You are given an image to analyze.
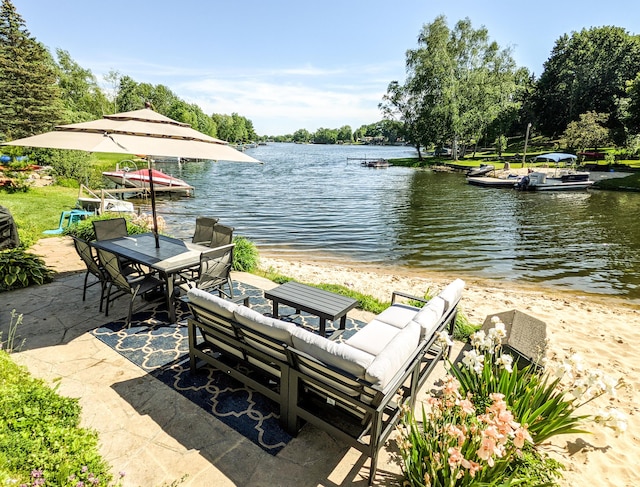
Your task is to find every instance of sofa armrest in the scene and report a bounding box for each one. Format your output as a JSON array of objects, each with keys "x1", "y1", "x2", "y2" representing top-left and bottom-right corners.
[
  {"x1": 391, "y1": 290, "x2": 429, "y2": 305},
  {"x1": 231, "y1": 294, "x2": 251, "y2": 307}
]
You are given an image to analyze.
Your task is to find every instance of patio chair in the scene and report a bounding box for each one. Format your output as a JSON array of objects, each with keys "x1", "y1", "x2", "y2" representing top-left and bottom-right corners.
[
  {"x1": 93, "y1": 217, "x2": 128, "y2": 241},
  {"x1": 175, "y1": 243, "x2": 235, "y2": 299},
  {"x1": 97, "y1": 248, "x2": 165, "y2": 327},
  {"x1": 72, "y1": 236, "x2": 108, "y2": 311},
  {"x1": 92, "y1": 218, "x2": 143, "y2": 274},
  {"x1": 211, "y1": 223, "x2": 234, "y2": 247},
  {"x1": 191, "y1": 216, "x2": 219, "y2": 245}
]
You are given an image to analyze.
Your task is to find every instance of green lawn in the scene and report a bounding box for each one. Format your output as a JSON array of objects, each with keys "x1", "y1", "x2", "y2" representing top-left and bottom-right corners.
[{"x1": 0, "y1": 186, "x2": 78, "y2": 247}]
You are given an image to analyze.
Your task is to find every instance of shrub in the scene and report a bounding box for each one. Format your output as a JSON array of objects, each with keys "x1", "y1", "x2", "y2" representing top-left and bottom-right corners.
[
  {"x1": 398, "y1": 377, "x2": 541, "y2": 486},
  {"x1": 0, "y1": 248, "x2": 53, "y2": 292},
  {"x1": 0, "y1": 352, "x2": 119, "y2": 486},
  {"x1": 232, "y1": 236, "x2": 259, "y2": 272},
  {"x1": 62, "y1": 214, "x2": 149, "y2": 241}
]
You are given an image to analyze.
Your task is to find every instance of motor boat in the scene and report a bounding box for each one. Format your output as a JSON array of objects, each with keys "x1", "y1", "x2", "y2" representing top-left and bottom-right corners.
[
  {"x1": 467, "y1": 173, "x2": 522, "y2": 188},
  {"x1": 466, "y1": 164, "x2": 495, "y2": 177},
  {"x1": 515, "y1": 170, "x2": 594, "y2": 191},
  {"x1": 76, "y1": 196, "x2": 135, "y2": 213},
  {"x1": 76, "y1": 184, "x2": 135, "y2": 214},
  {"x1": 515, "y1": 152, "x2": 594, "y2": 191},
  {"x1": 360, "y1": 159, "x2": 389, "y2": 168},
  {"x1": 102, "y1": 168, "x2": 193, "y2": 194}
]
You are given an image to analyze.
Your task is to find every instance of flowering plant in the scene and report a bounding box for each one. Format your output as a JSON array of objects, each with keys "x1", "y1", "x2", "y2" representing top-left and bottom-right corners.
[
  {"x1": 398, "y1": 376, "x2": 535, "y2": 486},
  {"x1": 399, "y1": 319, "x2": 626, "y2": 486},
  {"x1": 446, "y1": 318, "x2": 626, "y2": 443}
]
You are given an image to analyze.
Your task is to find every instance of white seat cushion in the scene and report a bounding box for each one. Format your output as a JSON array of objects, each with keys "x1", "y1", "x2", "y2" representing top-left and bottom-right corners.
[
  {"x1": 291, "y1": 327, "x2": 374, "y2": 378},
  {"x1": 438, "y1": 278, "x2": 465, "y2": 311},
  {"x1": 345, "y1": 319, "x2": 401, "y2": 356},
  {"x1": 233, "y1": 305, "x2": 296, "y2": 346},
  {"x1": 413, "y1": 296, "x2": 446, "y2": 339},
  {"x1": 365, "y1": 321, "x2": 420, "y2": 389},
  {"x1": 375, "y1": 303, "x2": 419, "y2": 328},
  {"x1": 187, "y1": 288, "x2": 238, "y2": 319}
]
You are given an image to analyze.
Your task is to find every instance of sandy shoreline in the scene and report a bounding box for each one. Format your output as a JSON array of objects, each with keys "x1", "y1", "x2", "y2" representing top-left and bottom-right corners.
[
  {"x1": 30, "y1": 238, "x2": 640, "y2": 486},
  {"x1": 258, "y1": 253, "x2": 640, "y2": 486}
]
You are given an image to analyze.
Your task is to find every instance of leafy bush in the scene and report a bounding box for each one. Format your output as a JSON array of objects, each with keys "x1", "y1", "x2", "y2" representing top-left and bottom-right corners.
[
  {"x1": 0, "y1": 248, "x2": 53, "y2": 292},
  {"x1": 232, "y1": 236, "x2": 259, "y2": 272},
  {"x1": 0, "y1": 352, "x2": 119, "y2": 486},
  {"x1": 62, "y1": 214, "x2": 149, "y2": 241}
]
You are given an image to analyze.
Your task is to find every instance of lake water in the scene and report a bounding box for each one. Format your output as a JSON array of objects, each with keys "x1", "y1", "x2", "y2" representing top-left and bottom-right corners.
[{"x1": 138, "y1": 143, "x2": 640, "y2": 302}]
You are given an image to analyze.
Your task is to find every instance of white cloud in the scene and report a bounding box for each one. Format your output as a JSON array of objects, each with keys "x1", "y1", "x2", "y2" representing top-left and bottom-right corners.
[{"x1": 88, "y1": 59, "x2": 404, "y2": 135}]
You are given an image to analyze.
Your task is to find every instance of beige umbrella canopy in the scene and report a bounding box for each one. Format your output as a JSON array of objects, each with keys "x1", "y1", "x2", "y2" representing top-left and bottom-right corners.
[
  {"x1": 2, "y1": 108, "x2": 261, "y2": 247},
  {"x1": 2, "y1": 108, "x2": 260, "y2": 163}
]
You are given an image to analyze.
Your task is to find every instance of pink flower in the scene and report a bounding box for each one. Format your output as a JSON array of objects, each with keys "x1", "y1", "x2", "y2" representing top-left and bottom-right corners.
[
  {"x1": 458, "y1": 398, "x2": 475, "y2": 416},
  {"x1": 513, "y1": 425, "x2": 533, "y2": 448},
  {"x1": 461, "y1": 458, "x2": 482, "y2": 477},
  {"x1": 448, "y1": 446, "x2": 464, "y2": 467}
]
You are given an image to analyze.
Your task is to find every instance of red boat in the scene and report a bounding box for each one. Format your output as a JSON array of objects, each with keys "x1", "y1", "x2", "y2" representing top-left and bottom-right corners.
[{"x1": 102, "y1": 168, "x2": 193, "y2": 195}]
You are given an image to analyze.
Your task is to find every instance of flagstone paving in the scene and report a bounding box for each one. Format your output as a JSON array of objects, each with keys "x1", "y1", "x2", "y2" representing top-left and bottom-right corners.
[{"x1": 0, "y1": 237, "x2": 421, "y2": 486}]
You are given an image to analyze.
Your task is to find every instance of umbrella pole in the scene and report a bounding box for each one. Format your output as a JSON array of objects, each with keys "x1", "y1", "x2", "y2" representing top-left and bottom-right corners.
[{"x1": 147, "y1": 167, "x2": 160, "y2": 248}]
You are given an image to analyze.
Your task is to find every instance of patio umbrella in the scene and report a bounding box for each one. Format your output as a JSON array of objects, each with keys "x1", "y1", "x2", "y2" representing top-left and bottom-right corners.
[{"x1": 2, "y1": 108, "x2": 260, "y2": 247}]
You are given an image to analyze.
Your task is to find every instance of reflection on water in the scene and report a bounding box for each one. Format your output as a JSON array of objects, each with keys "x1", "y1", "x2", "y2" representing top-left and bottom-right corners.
[{"x1": 135, "y1": 143, "x2": 640, "y2": 301}]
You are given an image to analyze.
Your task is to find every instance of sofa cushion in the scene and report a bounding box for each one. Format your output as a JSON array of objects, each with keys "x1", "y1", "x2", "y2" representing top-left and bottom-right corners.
[
  {"x1": 375, "y1": 303, "x2": 419, "y2": 329},
  {"x1": 365, "y1": 321, "x2": 420, "y2": 389},
  {"x1": 291, "y1": 327, "x2": 374, "y2": 378},
  {"x1": 438, "y1": 278, "x2": 465, "y2": 311},
  {"x1": 413, "y1": 296, "x2": 446, "y2": 339},
  {"x1": 187, "y1": 288, "x2": 238, "y2": 319},
  {"x1": 233, "y1": 305, "x2": 296, "y2": 346},
  {"x1": 345, "y1": 319, "x2": 401, "y2": 356}
]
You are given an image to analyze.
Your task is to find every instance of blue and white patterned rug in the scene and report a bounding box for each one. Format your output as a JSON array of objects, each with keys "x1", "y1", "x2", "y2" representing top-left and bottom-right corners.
[{"x1": 92, "y1": 282, "x2": 364, "y2": 455}]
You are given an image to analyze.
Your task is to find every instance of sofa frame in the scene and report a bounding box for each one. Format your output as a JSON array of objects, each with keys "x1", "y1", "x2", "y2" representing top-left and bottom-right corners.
[{"x1": 185, "y1": 286, "x2": 461, "y2": 484}]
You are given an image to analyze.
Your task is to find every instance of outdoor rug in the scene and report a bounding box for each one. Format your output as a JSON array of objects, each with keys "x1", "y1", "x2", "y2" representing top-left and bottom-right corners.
[{"x1": 92, "y1": 281, "x2": 365, "y2": 455}]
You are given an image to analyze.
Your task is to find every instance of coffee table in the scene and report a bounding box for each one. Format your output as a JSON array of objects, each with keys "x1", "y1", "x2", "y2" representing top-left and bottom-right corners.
[{"x1": 264, "y1": 281, "x2": 358, "y2": 336}]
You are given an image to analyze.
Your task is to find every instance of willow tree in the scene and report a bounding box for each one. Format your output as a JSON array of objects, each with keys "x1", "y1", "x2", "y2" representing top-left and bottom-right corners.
[
  {"x1": 0, "y1": 0, "x2": 61, "y2": 140},
  {"x1": 381, "y1": 15, "x2": 520, "y2": 160}
]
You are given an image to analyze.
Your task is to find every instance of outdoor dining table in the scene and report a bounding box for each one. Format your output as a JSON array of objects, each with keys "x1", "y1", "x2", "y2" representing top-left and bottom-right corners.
[{"x1": 91, "y1": 232, "x2": 209, "y2": 323}]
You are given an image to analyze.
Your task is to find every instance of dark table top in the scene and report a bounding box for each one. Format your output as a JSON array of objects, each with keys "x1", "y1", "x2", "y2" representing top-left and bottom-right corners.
[
  {"x1": 264, "y1": 281, "x2": 358, "y2": 321},
  {"x1": 91, "y1": 233, "x2": 208, "y2": 274}
]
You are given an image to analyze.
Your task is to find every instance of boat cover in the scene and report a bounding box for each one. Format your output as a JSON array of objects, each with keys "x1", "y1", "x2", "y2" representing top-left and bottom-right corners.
[{"x1": 534, "y1": 153, "x2": 578, "y2": 163}]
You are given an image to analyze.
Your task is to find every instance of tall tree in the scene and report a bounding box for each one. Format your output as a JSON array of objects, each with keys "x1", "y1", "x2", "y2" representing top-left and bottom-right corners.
[
  {"x1": 562, "y1": 111, "x2": 610, "y2": 152},
  {"x1": 56, "y1": 49, "x2": 110, "y2": 122},
  {"x1": 621, "y1": 73, "x2": 640, "y2": 137},
  {"x1": 534, "y1": 26, "x2": 640, "y2": 141},
  {"x1": 337, "y1": 125, "x2": 353, "y2": 143},
  {"x1": 0, "y1": 0, "x2": 62, "y2": 140},
  {"x1": 381, "y1": 16, "x2": 520, "y2": 160}
]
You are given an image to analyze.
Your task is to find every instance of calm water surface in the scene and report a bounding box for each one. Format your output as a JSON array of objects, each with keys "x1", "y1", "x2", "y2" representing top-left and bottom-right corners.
[{"x1": 138, "y1": 143, "x2": 640, "y2": 302}]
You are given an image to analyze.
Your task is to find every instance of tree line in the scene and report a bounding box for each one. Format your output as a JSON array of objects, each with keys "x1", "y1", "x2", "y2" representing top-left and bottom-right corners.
[
  {"x1": 2, "y1": 0, "x2": 640, "y2": 157},
  {"x1": 0, "y1": 0, "x2": 257, "y2": 146},
  {"x1": 379, "y1": 16, "x2": 640, "y2": 160}
]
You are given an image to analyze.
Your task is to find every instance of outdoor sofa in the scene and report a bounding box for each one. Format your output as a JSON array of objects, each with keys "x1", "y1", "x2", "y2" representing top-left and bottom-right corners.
[{"x1": 185, "y1": 278, "x2": 464, "y2": 484}]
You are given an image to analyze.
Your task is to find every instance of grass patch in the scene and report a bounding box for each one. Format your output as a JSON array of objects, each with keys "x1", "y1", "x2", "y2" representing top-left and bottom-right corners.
[
  {"x1": 253, "y1": 266, "x2": 476, "y2": 332},
  {"x1": 594, "y1": 172, "x2": 640, "y2": 191},
  {"x1": 0, "y1": 351, "x2": 118, "y2": 487},
  {"x1": 0, "y1": 186, "x2": 78, "y2": 247}
]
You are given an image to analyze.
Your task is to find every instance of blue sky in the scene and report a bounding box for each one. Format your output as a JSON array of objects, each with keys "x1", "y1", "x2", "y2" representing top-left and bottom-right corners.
[{"x1": 12, "y1": 0, "x2": 639, "y2": 135}]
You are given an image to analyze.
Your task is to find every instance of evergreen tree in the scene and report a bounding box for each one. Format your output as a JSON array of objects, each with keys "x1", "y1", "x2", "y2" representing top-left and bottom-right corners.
[{"x1": 0, "y1": 0, "x2": 62, "y2": 140}]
